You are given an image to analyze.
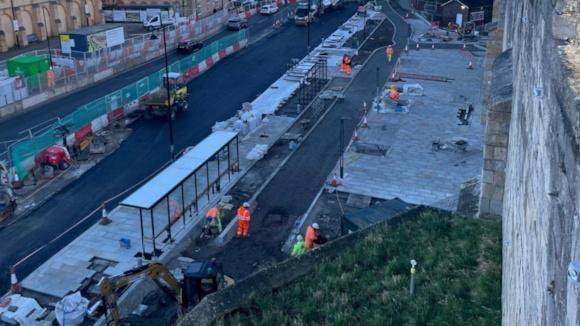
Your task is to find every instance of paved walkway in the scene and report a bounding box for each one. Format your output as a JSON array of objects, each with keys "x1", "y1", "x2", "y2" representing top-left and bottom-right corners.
[
  {"x1": 335, "y1": 47, "x2": 485, "y2": 209},
  {"x1": 197, "y1": 0, "x2": 411, "y2": 279}
]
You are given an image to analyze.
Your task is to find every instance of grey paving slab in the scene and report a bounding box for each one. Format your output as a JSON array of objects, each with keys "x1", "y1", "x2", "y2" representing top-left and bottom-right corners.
[
  {"x1": 334, "y1": 48, "x2": 485, "y2": 207},
  {"x1": 21, "y1": 116, "x2": 294, "y2": 298}
]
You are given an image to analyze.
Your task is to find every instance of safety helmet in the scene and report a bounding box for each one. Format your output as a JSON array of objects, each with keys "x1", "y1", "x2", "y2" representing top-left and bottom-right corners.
[
  {"x1": 312, "y1": 223, "x2": 320, "y2": 230},
  {"x1": 243, "y1": 202, "x2": 250, "y2": 208},
  {"x1": 296, "y1": 235, "x2": 304, "y2": 241}
]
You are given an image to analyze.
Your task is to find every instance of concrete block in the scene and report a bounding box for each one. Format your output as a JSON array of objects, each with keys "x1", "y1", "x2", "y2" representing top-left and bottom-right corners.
[
  {"x1": 492, "y1": 170, "x2": 506, "y2": 185},
  {"x1": 493, "y1": 147, "x2": 508, "y2": 160},
  {"x1": 492, "y1": 185, "x2": 504, "y2": 201},
  {"x1": 94, "y1": 68, "x2": 114, "y2": 82},
  {"x1": 479, "y1": 197, "x2": 491, "y2": 213},
  {"x1": 490, "y1": 199, "x2": 503, "y2": 216},
  {"x1": 482, "y1": 169, "x2": 494, "y2": 184},
  {"x1": 22, "y1": 92, "x2": 49, "y2": 108}
]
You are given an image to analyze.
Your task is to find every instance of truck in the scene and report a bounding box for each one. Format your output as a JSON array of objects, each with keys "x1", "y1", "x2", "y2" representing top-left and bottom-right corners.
[
  {"x1": 142, "y1": 72, "x2": 189, "y2": 120},
  {"x1": 294, "y1": 1, "x2": 319, "y2": 26}
]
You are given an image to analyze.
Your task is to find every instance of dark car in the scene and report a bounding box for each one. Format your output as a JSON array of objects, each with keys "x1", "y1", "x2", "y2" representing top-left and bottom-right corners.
[
  {"x1": 227, "y1": 17, "x2": 248, "y2": 31},
  {"x1": 177, "y1": 39, "x2": 203, "y2": 53}
]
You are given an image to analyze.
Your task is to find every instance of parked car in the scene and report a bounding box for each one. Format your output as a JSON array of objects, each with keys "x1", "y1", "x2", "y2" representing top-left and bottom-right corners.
[
  {"x1": 177, "y1": 38, "x2": 203, "y2": 53},
  {"x1": 227, "y1": 17, "x2": 248, "y2": 30},
  {"x1": 260, "y1": 4, "x2": 279, "y2": 14}
]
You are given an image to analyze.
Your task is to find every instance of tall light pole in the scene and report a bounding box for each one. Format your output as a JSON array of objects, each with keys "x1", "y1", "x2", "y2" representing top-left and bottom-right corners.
[
  {"x1": 159, "y1": 14, "x2": 176, "y2": 161},
  {"x1": 9, "y1": 0, "x2": 20, "y2": 48},
  {"x1": 306, "y1": 0, "x2": 311, "y2": 52},
  {"x1": 41, "y1": 9, "x2": 53, "y2": 69}
]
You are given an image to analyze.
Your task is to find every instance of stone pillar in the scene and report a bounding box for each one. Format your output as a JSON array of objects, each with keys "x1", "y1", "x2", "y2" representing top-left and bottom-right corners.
[
  {"x1": 479, "y1": 0, "x2": 505, "y2": 124},
  {"x1": 478, "y1": 49, "x2": 512, "y2": 218}
]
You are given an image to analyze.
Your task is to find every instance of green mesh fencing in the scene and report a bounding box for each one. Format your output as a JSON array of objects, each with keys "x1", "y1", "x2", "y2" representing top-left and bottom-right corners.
[{"x1": 10, "y1": 30, "x2": 248, "y2": 179}]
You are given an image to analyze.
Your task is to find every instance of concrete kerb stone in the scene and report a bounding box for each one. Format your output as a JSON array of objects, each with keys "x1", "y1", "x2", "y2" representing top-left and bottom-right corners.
[
  {"x1": 215, "y1": 79, "x2": 342, "y2": 246},
  {"x1": 178, "y1": 205, "x2": 435, "y2": 326},
  {"x1": 281, "y1": 186, "x2": 324, "y2": 253},
  {"x1": 281, "y1": 2, "x2": 405, "y2": 255}
]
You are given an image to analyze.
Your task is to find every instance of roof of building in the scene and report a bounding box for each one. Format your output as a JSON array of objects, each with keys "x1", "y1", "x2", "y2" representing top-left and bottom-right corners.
[
  {"x1": 63, "y1": 24, "x2": 125, "y2": 36},
  {"x1": 440, "y1": 0, "x2": 469, "y2": 8}
]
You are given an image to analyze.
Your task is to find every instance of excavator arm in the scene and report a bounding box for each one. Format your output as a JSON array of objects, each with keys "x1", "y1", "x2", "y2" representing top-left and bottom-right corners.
[{"x1": 99, "y1": 263, "x2": 183, "y2": 326}]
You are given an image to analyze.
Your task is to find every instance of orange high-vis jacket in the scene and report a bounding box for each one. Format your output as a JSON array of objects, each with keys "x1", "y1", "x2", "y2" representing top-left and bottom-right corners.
[
  {"x1": 238, "y1": 206, "x2": 250, "y2": 221},
  {"x1": 305, "y1": 226, "x2": 318, "y2": 250},
  {"x1": 390, "y1": 89, "x2": 400, "y2": 101},
  {"x1": 207, "y1": 207, "x2": 219, "y2": 219}
]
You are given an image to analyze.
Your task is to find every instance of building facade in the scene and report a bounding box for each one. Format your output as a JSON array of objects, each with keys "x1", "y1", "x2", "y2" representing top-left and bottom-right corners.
[
  {"x1": 103, "y1": 0, "x2": 226, "y2": 20},
  {"x1": 0, "y1": 0, "x2": 103, "y2": 51}
]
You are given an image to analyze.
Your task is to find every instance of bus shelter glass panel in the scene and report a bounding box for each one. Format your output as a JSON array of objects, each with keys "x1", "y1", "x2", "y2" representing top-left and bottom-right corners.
[
  {"x1": 168, "y1": 185, "x2": 186, "y2": 227},
  {"x1": 151, "y1": 199, "x2": 171, "y2": 242},
  {"x1": 196, "y1": 164, "x2": 209, "y2": 199},
  {"x1": 182, "y1": 173, "x2": 198, "y2": 215}
]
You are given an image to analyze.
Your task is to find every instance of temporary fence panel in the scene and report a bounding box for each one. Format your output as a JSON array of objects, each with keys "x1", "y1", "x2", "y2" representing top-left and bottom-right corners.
[
  {"x1": 10, "y1": 30, "x2": 248, "y2": 179},
  {"x1": 0, "y1": 10, "x2": 229, "y2": 109}
]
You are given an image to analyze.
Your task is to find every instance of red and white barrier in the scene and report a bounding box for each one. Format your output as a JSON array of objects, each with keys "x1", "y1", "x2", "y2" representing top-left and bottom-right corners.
[{"x1": 69, "y1": 39, "x2": 248, "y2": 147}]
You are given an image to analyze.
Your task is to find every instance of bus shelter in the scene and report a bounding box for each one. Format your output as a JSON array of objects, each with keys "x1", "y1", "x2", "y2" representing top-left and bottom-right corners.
[{"x1": 120, "y1": 131, "x2": 239, "y2": 259}]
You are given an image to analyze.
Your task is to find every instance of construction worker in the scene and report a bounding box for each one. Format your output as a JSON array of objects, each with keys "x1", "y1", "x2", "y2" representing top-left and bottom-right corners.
[
  {"x1": 206, "y1": 206, "x2": 222, "y2": 233},
  {"x1": 389, "y1": 86, "x2": 400, "y2": 104},
  {"x1": 341, "y1": 54, "x2": 352, "y2": 75},
  {"x1": 305, "y1": 222, "x2": 320, "y2": 251},
  {"x1": 344, "y1": 55, "x2": 352, "y2": 75},
  {"x1": 237, "y1": 202, "x2": 251, "y2": 237},
  {"x1": 386, "y1": 45, "x2": 394, "y2": 62},
  {"x1": 291, "y1": 235, "x2": 306, "y2": 257}
]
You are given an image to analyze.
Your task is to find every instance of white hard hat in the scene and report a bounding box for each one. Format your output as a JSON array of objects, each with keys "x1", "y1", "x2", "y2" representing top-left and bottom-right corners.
[
  {"x1": 243, "y1": 202, "x2": 250, "y2": 207},
  {"x1": 296, "y1": 235, "x2": 303, "y2": 241},
  {"x1": 312, "y1": 223, "x2": 320, "y2": 230}
]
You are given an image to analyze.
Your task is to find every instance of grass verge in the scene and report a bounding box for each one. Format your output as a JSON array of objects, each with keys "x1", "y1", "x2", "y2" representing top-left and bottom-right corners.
[{"x1": 216, "y1": 209, "x2": 501, "y2": 325}]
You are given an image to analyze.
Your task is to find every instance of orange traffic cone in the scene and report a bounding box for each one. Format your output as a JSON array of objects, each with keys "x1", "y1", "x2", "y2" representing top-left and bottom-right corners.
[
  {"x1": 12, "y1": 171, "x2": 22, "y2": 190},
  {"x1": 467, "y1": 61, "x2": 473, "y2": 70},
  {"x1": 352, "y1": 128, "x2": 360, "y2": 141},
  {"x1": 416, "y1": 43, "x2": 420, "y2": 51},
  {"x1": 100, "y1": 203, "x2": 112, "y2": 225},
  {"x1": 361, "y1": 115, "x2": 369, "y2": 128},
  {"x1": 330, "y1": 174, "x2": 343, "y2": 187},
  {"x1": 10, "y1": 266, "x2": 21, "y2": 293}
]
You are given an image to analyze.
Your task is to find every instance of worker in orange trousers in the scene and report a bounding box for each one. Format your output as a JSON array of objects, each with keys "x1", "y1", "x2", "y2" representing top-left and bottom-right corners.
[{"x1": 237, "y1": 202, "x2": 251, "y2": 237}]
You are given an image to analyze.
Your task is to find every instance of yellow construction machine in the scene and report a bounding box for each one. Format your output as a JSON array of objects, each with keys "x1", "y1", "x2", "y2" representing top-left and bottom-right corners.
[
  {"x1": 143, "y1": 72, "x2": 189, "y2": 120},
  {"x1": 99, "y1": 259, "x2": 233, "y2": 325}
]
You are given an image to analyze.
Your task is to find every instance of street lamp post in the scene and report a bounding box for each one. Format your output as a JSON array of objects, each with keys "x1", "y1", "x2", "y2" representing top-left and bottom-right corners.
[
  {"x1": 41, "y1": 10, "x2": 53, "y2": 69},
  {"x1": 9, "y1": 0, "x2": 20, "y2": 48},
  {"x1": 159, "y1": 14, "x2": 176, "y2": 161},
  {"x1": 306, "y1": 0, "x2": 311, "y2": 52}
]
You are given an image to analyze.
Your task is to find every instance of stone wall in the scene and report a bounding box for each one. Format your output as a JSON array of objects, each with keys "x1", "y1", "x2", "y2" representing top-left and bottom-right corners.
[
  {"x1": 498, "y1": 0, "x2": 579, "y2": 324},
  {"x1": 0, "y1": 0, "x2": 103, "y2": 51},
  {"x1": 478, "y1": 49, "x2": 511, "y2": 218}
]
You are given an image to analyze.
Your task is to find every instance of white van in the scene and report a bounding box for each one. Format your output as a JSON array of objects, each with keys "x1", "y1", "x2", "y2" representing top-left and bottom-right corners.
[
  {"x1": 144, "y1": 15, "x2": 176, "y2": 31},
  {"x1": 260, "y1": 3, "x2": 279, "y2": 14}
]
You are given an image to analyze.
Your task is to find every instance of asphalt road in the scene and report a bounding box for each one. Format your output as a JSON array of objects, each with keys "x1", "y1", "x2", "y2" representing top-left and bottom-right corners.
[
  {"x1": 0, "y1": 8, "x2": 293, "y2": 146},
  {"x1": 0, "y1": 4, "x2": 359, "y2": 292},
  {"x1": 197, "y1": 1, "x2": 411, "y2": 280}
]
